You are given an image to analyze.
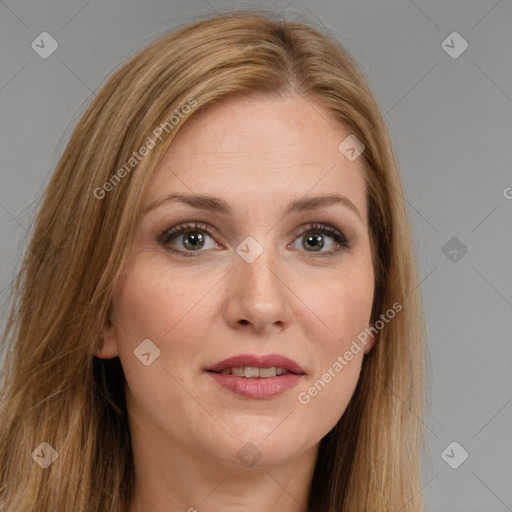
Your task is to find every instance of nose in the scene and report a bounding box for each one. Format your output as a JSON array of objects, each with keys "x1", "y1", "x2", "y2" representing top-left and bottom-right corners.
[{"x1": 223, "y1": 243, "x2": 293, "y2": 335}]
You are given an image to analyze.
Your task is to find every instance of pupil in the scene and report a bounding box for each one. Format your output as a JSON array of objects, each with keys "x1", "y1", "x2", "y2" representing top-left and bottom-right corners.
[
  {"x1": 183, "y1": 231, "x2": 204, "y2": 250},
  {"x1": 304, "y1": 234, "x2": 323, "y2": 251}
]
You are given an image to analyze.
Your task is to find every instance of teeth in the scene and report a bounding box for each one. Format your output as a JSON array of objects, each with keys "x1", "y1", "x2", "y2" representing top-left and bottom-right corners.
[
  {"x1": 218, "y1": 366, "x2": 290, "y2": 378},
  {"x1": 259, "y1": 367, "x2": 277, "y2": 378},
  {"x1": 244, "y1": 366, "x2": 260, "y2": 378}
]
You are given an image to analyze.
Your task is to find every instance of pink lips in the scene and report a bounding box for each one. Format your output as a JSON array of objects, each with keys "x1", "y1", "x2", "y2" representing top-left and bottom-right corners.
[
  {"x1": 205, "y1": 353, "x2": 305, "y2": 400},
  {"x1": 205, "y1": 353, "x2": 305, "y2": 375}
]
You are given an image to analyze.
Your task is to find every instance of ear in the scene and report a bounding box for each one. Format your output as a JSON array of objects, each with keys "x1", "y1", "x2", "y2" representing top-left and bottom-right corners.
[
  {"x1": 363, "y1": 323, "x2": 379, "y2": 354},
  {"x1": 95, "y1": 319, "x2": 119, "y2": 359}
]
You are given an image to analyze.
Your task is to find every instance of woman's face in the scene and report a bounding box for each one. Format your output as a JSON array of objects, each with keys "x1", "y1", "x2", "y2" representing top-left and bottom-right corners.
[{"x1": 102, "y1": 93, "x2": 376, "y2": 470}]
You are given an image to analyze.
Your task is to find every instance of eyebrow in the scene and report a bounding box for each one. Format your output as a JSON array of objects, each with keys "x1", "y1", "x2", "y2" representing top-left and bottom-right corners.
[{"x1": 144, "y1": 192, "x2": 362, "y2": 221}]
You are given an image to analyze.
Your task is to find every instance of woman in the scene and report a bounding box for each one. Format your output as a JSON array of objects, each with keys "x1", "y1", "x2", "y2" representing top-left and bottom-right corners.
[{"x1": 0, "y1": 9, "x2": 428, "y2": 511}]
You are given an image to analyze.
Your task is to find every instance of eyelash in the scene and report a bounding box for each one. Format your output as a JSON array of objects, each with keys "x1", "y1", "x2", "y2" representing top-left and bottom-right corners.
[{"x1": 157, "y1": 221, "x2": 352, "y2": 258}]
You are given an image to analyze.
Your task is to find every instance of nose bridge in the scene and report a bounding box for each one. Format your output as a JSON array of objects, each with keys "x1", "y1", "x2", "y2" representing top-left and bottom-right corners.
[
  {"x1": 239, "y1": 241, "x2": 279, "y2": 289},
  {"x1": 225, "y1": 236, "x2": 292, "y2": 331},
  {"x1": 238, "y1": 237, "x2": 283, "y2": 296}
]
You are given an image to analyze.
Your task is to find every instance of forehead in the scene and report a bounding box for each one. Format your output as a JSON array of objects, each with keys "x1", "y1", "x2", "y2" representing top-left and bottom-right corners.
[{"x1": 147, "y1": 93, "x2": 368, "y2": 223}]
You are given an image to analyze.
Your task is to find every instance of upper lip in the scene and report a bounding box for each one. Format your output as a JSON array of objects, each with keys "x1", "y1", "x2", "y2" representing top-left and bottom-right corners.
[{"x1": 205, "y1": 353, "x2": 305, "y2": 375}]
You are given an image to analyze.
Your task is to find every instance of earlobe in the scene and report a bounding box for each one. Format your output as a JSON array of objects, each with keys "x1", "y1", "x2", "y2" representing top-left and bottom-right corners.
[
  {"x1": 363, "y1": 324, "x2": 379, "y2": 354},
  {"x1": 95, "y1": 331, "x2": 119, "y2": 359}
]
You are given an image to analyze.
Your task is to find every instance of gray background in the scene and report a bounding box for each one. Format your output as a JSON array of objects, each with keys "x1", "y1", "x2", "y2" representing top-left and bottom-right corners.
[{"x1": 1, "y1": 1, "x2": 511, "y2": 510}]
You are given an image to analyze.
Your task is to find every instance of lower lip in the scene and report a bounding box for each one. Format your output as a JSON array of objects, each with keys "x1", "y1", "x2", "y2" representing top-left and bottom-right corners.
[{"x1": 206, "y1": 371, "x2": 303, "y2": 399}]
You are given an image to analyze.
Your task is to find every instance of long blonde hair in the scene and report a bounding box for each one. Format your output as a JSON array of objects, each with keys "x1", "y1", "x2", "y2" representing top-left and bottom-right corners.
[{"x1": 0, "y1": 9, "x2": 428, "y2": 511}]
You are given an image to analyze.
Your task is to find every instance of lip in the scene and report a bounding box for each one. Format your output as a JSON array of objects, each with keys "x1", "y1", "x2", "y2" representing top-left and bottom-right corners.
[
  {"x1": 205, "y1": 353, "x2": 305, "y2": 375},
  {"x1": 204, "y1": 353, "x2": 306, "y2": 400},
  {"x1": 207, "y1": 372, "x2": 303, "y2": 399}
]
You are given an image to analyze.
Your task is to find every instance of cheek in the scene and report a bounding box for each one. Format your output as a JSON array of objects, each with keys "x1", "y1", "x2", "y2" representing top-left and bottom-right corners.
[
  {"x1": 301, "y1": 254, "x2": 374, "y2": 352},
  {"x1": 110, "y1": 257, "x2": 219, "y2": 428},
  {"x1": 110, "y1": 255, "x2": 217, "y2": 372},
  {"x1": 114, "y1": 253, "x2": 209, "y2": 333},
  {"x1": 295, "y1": 260, "x2": 373, "y2": 425},
  {"x1": 295, "y1": 307, "x2": 369, "y2": 434},
  {"x1": 296, "y1": 354, "x2": 362, "y2": 438}
]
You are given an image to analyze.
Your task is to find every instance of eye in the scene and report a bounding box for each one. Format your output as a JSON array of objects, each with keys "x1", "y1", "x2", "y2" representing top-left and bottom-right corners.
[
  {"x1": 158, "y1": 221, "x2": 352, "y2": 258},
  {"x1": 289, "y1": 223, "x2": 351, "y2": 258},
  {"x1": 157, "y1": 222, "x2": 218, "y2": 257}
]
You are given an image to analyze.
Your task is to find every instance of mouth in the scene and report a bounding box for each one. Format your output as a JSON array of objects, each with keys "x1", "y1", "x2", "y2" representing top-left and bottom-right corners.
[
  {"x1": 209, "y1": 366, "x2": 296, "y2": 378},
  {"x1": 205, "y1": 353, "x2": 305, "y2": 377},
  {"x1": 204, "y1": 353, "x2": 306, "y2": 399}
]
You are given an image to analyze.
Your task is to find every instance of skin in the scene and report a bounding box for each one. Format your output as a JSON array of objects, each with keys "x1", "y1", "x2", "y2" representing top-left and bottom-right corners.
[{"x1": 99, "y1": 93, "x2": 378, "y2": 512}]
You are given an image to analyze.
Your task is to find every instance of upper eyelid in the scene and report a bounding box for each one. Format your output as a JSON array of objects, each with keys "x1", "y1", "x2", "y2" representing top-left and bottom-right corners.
[{"x1": 160, "y1": 220, "x2": 344, "y2": 235}]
